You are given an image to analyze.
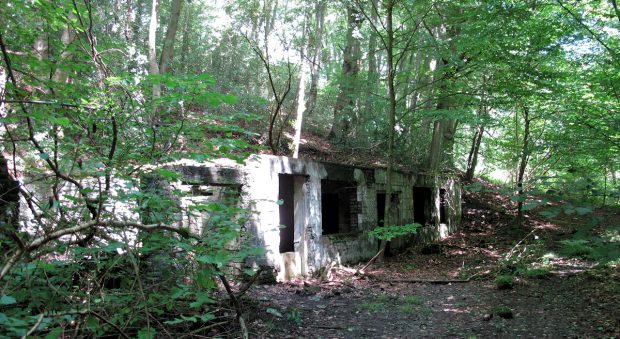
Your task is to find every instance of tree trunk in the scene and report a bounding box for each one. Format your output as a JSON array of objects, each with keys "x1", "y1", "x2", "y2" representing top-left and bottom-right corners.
[
  {"x1": 441, "y1": 119, "x2": 458, "y2": 169},
  {"x1": 33, "y1": 34, "x2": 48, "y2": 61},
  {"x1": 304, "y1": 0, "x2": 325, "y2": 117},
  {"x1": 328, "y1": 4, "x2": 362, "y2": 144},
  {"x1": 159, "y1": 0, "x2": 183, "y2": 74},
  {"x1": 179, "y1": 5, "x2": 191, "y2": 74},
  {"x1": 427, "y1": 120, "x2": 444, "y2": 172},
  {"x1": 292, "y1": 11, "x2": 309, "y2": 158},
  {"x1": 516, "y1": 107, "x2": 531, "y2": 224},
  {"x1": 378, "y1": 0, "x2": 396, "y2": 262},
  {"x1": 610, "y1": 0, "x2": 620, "y2": 24},
  {"x1": 465, "y1": 124, "x2": 484, "y2": 181},
  {"x1": 366, "y1": 0, "x2": 379, "y2": 116},
  {"x1": 465, "y1": 79, "x2": 488, "y2": 180},
  {"x1": 124, "y1": 0, "x2": 134, "y2": 42},
  {"x1": 148, "y1": 0, "x2": 161, "y2": 98},
  {"x1": 53, "y1": 16, "x2": 76, "y2": 84}
]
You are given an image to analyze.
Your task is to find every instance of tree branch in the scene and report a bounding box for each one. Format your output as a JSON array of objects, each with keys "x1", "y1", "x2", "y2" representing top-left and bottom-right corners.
[{"x1": 0, "y1": 220, "x2": 193, "y2": 281}]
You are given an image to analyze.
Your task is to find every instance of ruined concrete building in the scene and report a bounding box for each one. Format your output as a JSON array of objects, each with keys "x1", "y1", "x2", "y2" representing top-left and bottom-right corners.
[{"x1": 171, "y1": 155, "x2": 462, "y2": 281}]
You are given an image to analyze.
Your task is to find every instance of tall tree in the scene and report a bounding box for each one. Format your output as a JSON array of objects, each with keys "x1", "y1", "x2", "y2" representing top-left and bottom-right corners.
[
  {"x1": 160, "y1": 0, "x2": 184, "y2": 74},
  {"x1": 304, "y1": 0, "x2": 326, "y2": 117},
  {"x1": 148, "y1": 0, "x2": 160, "y2": 98},
  {"x1": 328, "y1": 2, "x2": 363, "y2": 144}
]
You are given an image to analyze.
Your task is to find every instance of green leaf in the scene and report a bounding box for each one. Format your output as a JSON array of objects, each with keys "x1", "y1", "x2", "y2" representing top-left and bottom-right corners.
[
  {"x1": 189, "y1": 293, "x2": 215, "y2": 308},
  {"x1": 170, "y1": 287, "x2": 188, "y2": 299},
  {"x1": 55, "y1": 117, "x2": 71, "y2": 127},
  {"x1": 163, "y1": 318, "x2": 185, "y2": 325},
  {"x1": 85, "y1": 315, "x2": 98, "y2": 329},
  {"x1": 266, "y1": 308, "x2": 283, "y2": 317},
  {"x1": 137, "y1": 328, "x2": 156, "y2": 339},
  {"x1": 575, "y1": 206, "x2": 592, "y2": 215},
  {"x1": 0, "y1": 295, "x2": 16, "y2": 305},
  {"x1": 45, "y1": 327, "x2": 63, "y2": 339},
  {"x1": 539, "y1": 208, "x2": 560, "y2": 219},
  {"x1": 199, "y1": 313, "x2": 216, "y2": 321},
  {"x1": 39, "y1": 152, "x2": 50, "y2": 160},
  {"x1": 522, "y1": 200, "x2": 541, "y2": 211}
]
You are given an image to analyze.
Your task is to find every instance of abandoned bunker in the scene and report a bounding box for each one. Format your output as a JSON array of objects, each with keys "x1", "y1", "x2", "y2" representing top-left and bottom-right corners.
[{"x1": 169, "y1": 154, "x2": 462, "y2": 281}]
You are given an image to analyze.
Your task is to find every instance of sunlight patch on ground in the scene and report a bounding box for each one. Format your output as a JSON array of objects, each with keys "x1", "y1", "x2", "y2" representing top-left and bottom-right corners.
[
  {"x1": 548, "y1": 257, "x2": 595, "y2": 276},
  {"x1": 531, "y1": 219, "x2": 560, "y2": 231},
  {"x1": 441, "y1": 305, "x2": 470, "y2": 314}
]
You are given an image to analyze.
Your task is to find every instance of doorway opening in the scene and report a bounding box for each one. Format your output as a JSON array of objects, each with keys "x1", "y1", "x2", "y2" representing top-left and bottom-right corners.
[
  {"x1": 376, "y1": 192, "x2": 399, "y2": 255},
  {"x1": 278, "y1": 174, "x2": 295, "y2": 253},
  {"x1": 439, "y1": 188, "x2": 447, "y2": 224},
  {"x1": 413, "y1": 187, "x2": 432, "y2": 225}
]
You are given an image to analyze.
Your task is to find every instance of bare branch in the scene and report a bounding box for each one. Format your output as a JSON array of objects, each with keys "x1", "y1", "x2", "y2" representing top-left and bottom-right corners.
[{"x1": 0, "y1": 220, "x2": 193, "y2": 281}]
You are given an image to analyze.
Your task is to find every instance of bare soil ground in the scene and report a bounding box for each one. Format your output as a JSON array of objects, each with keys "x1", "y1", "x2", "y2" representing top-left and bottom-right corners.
[{"x1": 243, "y1": 181, "x2": 620, "y2": 338}]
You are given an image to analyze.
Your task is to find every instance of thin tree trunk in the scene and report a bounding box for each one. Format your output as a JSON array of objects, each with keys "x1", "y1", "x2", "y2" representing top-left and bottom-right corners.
[
  {"x1": 179, "y1": 5, "x2": 191, "y2": 74},
  {"x1": 516, "y1": 107, "x2": 531, "y2": 224},
  {"x1": 465, "y1": 78, "x2": 488, "y2": 180},
  {"x1": 611, "y1": 0, "x2": 620, "y2": 24},
  {"x1": 292, "y1": 11, "x2": 309, "y2": 158},
  {"x1": 366, "y1": 0, "x2": 379, "y2": 116},
  {"x1": 378, "y1": 0, "x2": 396, "y2": 262},
  {"x1": 159, "y1": 0, "x2": 183, "y2": 74},
  {"x1": 124, "y1": 0, "x2": 134, "y2": 42},
  {"x1": 305, "y1": 0, "x2": 325, "y2": 117},
  {"x1": 148, "y1": 0, "x2": 160, "y2": 98},
  {"x1": 465, "y1": 124, "x2": 484, "y2": 181},
  {"x1": 33, "y1": 34, "x2": 48, "y2": 61},
  {"x1": 53, "y1": 16, "x2": 75, "y2": 84}
]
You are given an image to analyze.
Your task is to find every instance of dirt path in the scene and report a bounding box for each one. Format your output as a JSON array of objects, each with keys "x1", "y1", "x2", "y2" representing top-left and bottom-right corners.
[
  {"x1": 248, "y1": 270, "x2": 618, "y2": 338},
  {"x1": 245, "y1": 184, "x2": 620, "y2": 338}
]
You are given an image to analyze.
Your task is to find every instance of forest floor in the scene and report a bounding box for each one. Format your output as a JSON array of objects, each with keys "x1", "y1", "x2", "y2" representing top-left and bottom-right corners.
[{"x1": 244, "y1": 180, "x2": 620, "y2": 338}]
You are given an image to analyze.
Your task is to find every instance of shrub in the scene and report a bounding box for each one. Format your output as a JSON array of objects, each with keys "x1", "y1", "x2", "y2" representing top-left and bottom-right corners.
[
  {"x1": 560, "y1": 239, "x2": 594, "y2": 258},
  {"x1": 495, "y1": 275, "x2": 515, "y2": 289},
  {"x1": 523, "y1": 268, "x2": 550, "y2": 279}
]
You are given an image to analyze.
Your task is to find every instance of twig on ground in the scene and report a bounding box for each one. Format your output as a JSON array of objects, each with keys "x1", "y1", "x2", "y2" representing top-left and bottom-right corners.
[
  {"x1": 217, "y1": 271, "x2": 249, "y2": 339},
  {"x1": 235, "y1": 267, "x2": 263, "y2": 299},
  {"x1": 356, "y1": 249, "x2": 384, "y2": 275},
  {"x1": 367, "y1": 269, "x2": 491, "y2": 284},
  {"x1": 22, "y1": 313, "x2": 44, "y2": 339}
]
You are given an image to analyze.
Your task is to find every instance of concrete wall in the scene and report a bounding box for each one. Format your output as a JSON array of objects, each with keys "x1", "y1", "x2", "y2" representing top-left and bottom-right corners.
[{"x1": 171, "y1": 155, "x2": 462, "y2": 281}]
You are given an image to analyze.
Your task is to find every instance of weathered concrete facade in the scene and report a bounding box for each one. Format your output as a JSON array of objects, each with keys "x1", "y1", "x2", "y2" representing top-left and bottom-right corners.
[{"x1": 171, "y1": 155, "x2": 461, "y2": 281}]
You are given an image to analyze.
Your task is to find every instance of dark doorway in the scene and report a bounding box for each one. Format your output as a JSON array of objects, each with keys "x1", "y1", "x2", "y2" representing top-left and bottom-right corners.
[
  {"x1": 413, "y1": 187, "x2": 432, "y2": 225},
  {"x1": 321, "y1": 180, "x2": 357, "y2": 235},
  {"x1": 376, "y1": 193, "x2": 386, "y2": 227},
  {"x1": 439, "y1": 188, "x2": 447, "y2": 224},
  {"x1": 322, "y1": 193, "x2": 340, "y2": 234},
  {"x1": 376, "y1": 192, "x2": 398, "y2": 255},
  {"x1": 279, "y1": 174, "x2": 295, "y2": 253}
]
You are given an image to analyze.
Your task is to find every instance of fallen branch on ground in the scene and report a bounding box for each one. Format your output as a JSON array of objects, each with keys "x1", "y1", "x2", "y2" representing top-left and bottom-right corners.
[
  {"x1": 367, "y1": 270, "x2": 491, "y2": 284},
  {"x1": 355, "y1": 248, "x2": 384, "y2": 275}
]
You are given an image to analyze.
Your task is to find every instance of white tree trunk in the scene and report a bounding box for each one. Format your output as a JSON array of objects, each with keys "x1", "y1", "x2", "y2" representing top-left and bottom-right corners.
[
  {"x1": 292, "y1": 65, "x2": 306, "y2": 158},
  {"x1": 148, "y1": 0, "x2": 161, "y2": 98}
]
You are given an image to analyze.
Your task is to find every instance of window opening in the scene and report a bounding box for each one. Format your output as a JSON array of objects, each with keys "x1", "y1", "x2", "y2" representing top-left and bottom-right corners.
[{"x1": 321, "y1": 180, "x2": 357, "y2": 235}]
